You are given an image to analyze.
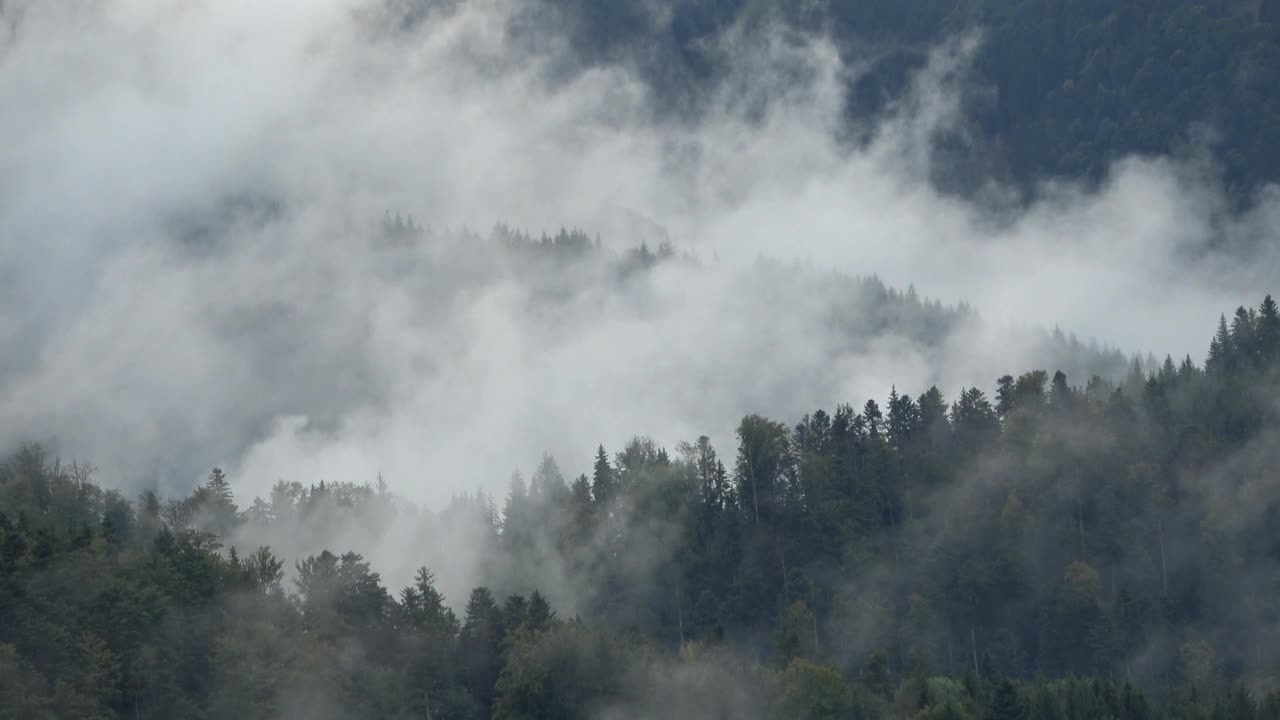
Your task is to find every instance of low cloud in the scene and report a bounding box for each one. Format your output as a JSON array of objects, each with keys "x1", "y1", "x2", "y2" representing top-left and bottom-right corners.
[{"x1": 0, "y1": 0, "x2": 1275, "y2": 525}]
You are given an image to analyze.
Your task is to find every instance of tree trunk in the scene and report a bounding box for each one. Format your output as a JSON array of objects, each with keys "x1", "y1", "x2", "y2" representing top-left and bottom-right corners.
[
  {"x1": 1076, "y1": 495, "x2": 1086, "y2": 557},
  {"x1": 676, "y1": 585, "x2": 685, "y2": 649},
  {"x1": 810, "y1": 585, "x2": 820, "y2": 656},
  {"x1": 778, "y1": 544, "x2": 791, "y2": 602},
  {"x1": 970, "y1": 626, "x2": 980, "y2": 678},
  {"x1": 1157, "y1": 519, "x2": 1169, "y2": 596},
  {"x1": 747, "y1": 453, "x2": 761, "y2": 527}
]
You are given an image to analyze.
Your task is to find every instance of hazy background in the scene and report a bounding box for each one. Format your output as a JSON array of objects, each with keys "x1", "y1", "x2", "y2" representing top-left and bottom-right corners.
[{"x1": 1, "y1": 0, "x2": 1278, "y2": 515}]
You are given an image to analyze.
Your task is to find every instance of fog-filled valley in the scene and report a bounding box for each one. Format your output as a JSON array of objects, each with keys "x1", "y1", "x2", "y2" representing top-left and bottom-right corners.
[{"x1": 2, "y1": 0, "x2": 1280, "y2": 718}]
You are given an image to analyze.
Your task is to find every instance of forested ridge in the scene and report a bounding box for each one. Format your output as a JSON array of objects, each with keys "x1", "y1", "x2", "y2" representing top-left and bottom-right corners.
[
  {"x1": 2, "y1": 292, "x2": 1279, "y2": 719},
  {"x1": 5, "y1": 2, "x2": 1280, "y2": 718},
  {"x1": 486, "y1": 0, "x2": 1280, "y2": 197}
]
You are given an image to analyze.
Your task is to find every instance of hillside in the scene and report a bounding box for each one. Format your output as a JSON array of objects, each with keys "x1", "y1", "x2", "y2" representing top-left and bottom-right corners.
[
  {"x1": 3, "y1": 1, "x2": 1278, "y2": 718},
  {"x1": 1, "y1": 295, "x2": 1277, "y2": 718},
  {"x1": 494, "y1": 0, "x2": 1280, "y2": 198}
]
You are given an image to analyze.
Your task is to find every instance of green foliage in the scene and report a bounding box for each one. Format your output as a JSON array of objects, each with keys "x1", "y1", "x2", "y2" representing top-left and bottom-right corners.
[
  {"x1": 492, "y1": 623, "x2": 629, "y2": 720},
  {"x1": 0, "y1": 644, "x2": 55, "y2": 720},
  {"x1": 773, "y1": 658, "x2": 856, "y2": 720},
  {"x1": 2, "y1": 294, "x2": 1280, "y2": 717}
]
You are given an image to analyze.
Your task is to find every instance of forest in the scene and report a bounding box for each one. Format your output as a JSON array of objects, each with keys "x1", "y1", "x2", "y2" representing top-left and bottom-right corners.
[
  {"x1": 5, "y1": 1, "x2": 1280, "y2": 718},
  {"x1": 2, "y1": 284, "x2": 1278, "y2": 718},
  {"x1": 491, "y1": 0, "x2": 1280, "y2": 198}
]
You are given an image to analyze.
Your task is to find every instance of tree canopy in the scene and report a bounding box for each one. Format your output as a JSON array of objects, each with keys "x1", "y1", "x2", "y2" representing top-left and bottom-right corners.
[{"x1": 2, "y1": 294, "x2": 1280, "y2": 718}]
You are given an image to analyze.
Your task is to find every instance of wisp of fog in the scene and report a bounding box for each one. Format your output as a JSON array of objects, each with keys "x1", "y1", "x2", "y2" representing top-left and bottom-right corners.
[{"x1": 1, "y1": 0, "x2": 1277, "y2": 532}]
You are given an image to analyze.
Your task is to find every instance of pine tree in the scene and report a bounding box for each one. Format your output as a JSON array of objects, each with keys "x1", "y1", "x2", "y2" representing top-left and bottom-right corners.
[
  {"x1": 1232, "y1": 306, "x2": 1258, "y2": 365},
  {"x1": 530, "y1": 453, "x2": 566, "y2": 503},
  {"x1": 502, "y1": 594, "x2": 529, "y2": 632},
  {"x1": 526, "y1": 591, "x2": 555, "y2": 632},
  {"x1": 1050, "y1": 371, "x2": 1073, "y2": 411},
  {"x1": 567, "y1": 474, "x2": 594, "y2": 544},
  {"x1": 502, "y1": 472, "x2": 532, "y2": 560},
  {"x1": 406, "y1": 567, "x2": 458, "y2": 637},
  {"x1": 734, "y1": 414, "x2": 792, "y2": 526},
  {"x1": 887, "y1": 387, "x2": 920, "y2": 450},
  {"x1": 1179, "y1": 354, "x2": 1198, "y2": 380},
  {"x1": 864, "y1": 652, "x2": 894, "y2": 701},
  {"x1": 1258, "y1": 295, "x2": 1280, "y2": 360},
  {"x1": 996, "y1": 375, "x2": 1016, "y2": 417},
  {"x1": 1207, "y1": 314, "x2": 1233, "y2": 374},
  {"x1": 863, "y1": 399, "x2": 883, "y2": 438},
  {"x1": 205, "y1": 468, "x2": 234, "y2": 508},
  {"x1": 1125, "y1": 357, "x2": 1147, "y2": 391},
  {"x1": 460, "y1": 587, "x2": 504, "y2": 711},
  {"x1": 918, "y1": 387, "x2": 949, "y2": 430},
  {"x1": 591, "y1": 445, "x2": 614, "y2": 506},
  {"x1": 195, "y1": 467, "x2": 238, "y2": 534},
  {"x1": 989, "y1": 679, "x2": 1028, "y2": 720},
  {"x1": 951, "y1": 388, "x2": 999, "y2": 451},
  {"x1": 1014, "y1": 370, "x2": 1050, "y2": 410},
  {"x1": 690, "y1": 436, "x2": 725, "y2": 509}
]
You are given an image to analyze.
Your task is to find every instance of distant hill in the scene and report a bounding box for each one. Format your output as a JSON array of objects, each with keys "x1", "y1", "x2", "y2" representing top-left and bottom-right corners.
[{"x1": 460, "y1": 0, "x2": 1280, "y2": 200}]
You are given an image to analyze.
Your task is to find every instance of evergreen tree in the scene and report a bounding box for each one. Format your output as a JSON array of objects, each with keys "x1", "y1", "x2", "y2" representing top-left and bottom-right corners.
[
  {"x1": 734, "y1": 414, "x2": 792, "y2": 526},
  {"x1": 996, "y1": 375, "x2": 1017, "y2": 418},
  {"x1": 527, "y1": 591, "x2": 555, "y2": 632},
  {"x1": 530, "y1": 453, "x2": 567, "y2": 504},
  {"x1": 591, "y1": 446, "x2": 614, "y2": 506},
  {"x1": 2, "y1": 295, "x2": 1280, "y2": 718},
  {"x1": 1232, "y1": 307, "x2": 1258, "y2": 365},
  {"x1": 687, "y1": 436, "x2": 727, "y2": 510},
  {"x1": 887, "y1": 386, "x2": 920, "y2": 450},
  {"x1": 1257, "y1": 295, "x2": 1280, "y2": 360},
  {"x1": 460, "y1": 587, "x2": 504, "y2": 712},
  {"x1": 951, "y1": 387, "x2": 999, "y2": 451},
  {"x1": 989, "y1": 679, "x2": 1027, "y2": 720},
  {"x1": 1207, "y1": 314, "x2": 1233, "y2": 374},
  {"x1": 502, "y1": 472, "x2": 529, "y2": 550},
  {"x1": 1050, "y1": 371, "x2": 1074, "y2": 412},
  {"x1": 863, "y1": 399, "x2": 884, "y2": 438},
  {"x1": 567, "y1": 474, "x2": 595, "y2": 545}
]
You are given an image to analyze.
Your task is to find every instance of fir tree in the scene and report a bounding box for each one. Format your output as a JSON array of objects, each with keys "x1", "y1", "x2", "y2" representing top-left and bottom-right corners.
[{"x1": 591, "y1": 445, "x2": 614, "y2": 506}]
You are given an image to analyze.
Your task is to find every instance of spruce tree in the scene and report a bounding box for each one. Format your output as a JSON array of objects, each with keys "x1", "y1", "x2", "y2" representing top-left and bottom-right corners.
[
  {"x1": 1207, "y1": 314, "x2": 1233, "y2": 373},
  {"x1": 1258, "y1": 295, "x2": 1280, "y2": 360},
  {"x1": 1232, "y1": 306, "x2": 1258, "y2": 364},
  {"x1": 996, "y1": 375, "x2": 1016, "y2": 417},
  {"x1": 591, "y1": 445, "x2": 614, "y2": 506},
  {"x1": 989, "y1": 679, "x2": 1028, "y2": 720},
  {"x1": 460, "y1": 587, "x2": 504, "y2": 711}
]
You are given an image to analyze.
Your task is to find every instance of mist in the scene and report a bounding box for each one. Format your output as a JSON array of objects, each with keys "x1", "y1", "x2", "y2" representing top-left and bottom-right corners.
[
  {"x1": 1, "y1": 0, "x2": 1277, "y2": 525},
  {"x1": 7, "y1": 3, "x2": 1280, "y2": 717}
]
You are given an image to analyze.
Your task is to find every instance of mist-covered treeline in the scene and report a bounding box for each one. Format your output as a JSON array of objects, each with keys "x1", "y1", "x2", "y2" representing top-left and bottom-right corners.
[
  {"x1": 7, "y1": 0, "x2": 1279, "y2": 504},
  {"x1": 6, "y1": 1, "x2": 1280, "y2": 718},
  {"x1": 2, "y1": 294, "x2": 1278, "y2": 719}
]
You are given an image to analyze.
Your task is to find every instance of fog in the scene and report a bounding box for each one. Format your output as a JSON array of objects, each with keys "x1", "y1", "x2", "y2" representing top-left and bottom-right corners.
[{"x1": 1, "y1": 0, "x2": 1277, "y2": 519}]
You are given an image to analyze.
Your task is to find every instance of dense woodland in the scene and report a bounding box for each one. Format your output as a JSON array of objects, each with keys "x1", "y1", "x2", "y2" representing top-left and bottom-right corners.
[
  {"x1": 3, "y1": 285, "x2": 1279, "y2": 718},
  {"x1": 469, "y1": 0, "x2": 1280, "y2": 199}
]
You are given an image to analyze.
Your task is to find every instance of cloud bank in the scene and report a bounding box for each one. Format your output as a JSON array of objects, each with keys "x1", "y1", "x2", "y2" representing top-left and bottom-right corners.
[{"x1": 0, "y1": 0, "x2": 1277, "y2": 522}]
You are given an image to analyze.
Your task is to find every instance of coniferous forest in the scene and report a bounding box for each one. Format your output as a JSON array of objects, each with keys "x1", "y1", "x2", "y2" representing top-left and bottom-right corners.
[
  {"x1": 3, "y1": 284, "x2": 1279, "y2": 719},
  {"x1": 6, "y1": 0, "x2": 1280, "y2": 719},
  {"x1": 509, "y1": 0, "x2": 1280, "y2": 198}
]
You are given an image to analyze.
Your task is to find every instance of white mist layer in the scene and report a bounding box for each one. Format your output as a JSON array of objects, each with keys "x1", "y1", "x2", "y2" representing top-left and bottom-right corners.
[{"x1": 0, "y1": 0, "x2": 1276, "y2": 537}]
